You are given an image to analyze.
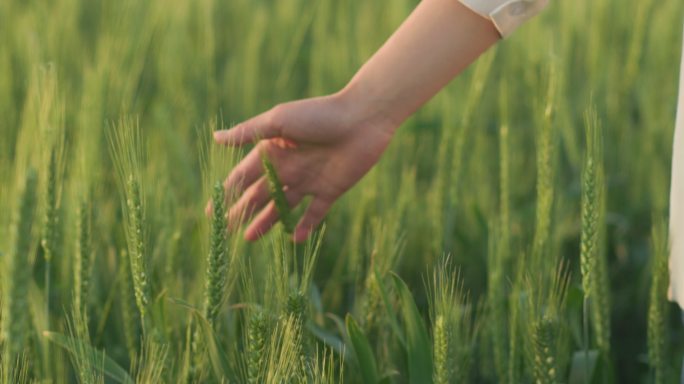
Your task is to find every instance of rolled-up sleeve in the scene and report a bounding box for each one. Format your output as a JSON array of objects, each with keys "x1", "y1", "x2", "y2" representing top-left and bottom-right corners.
[{"x1": 459, "y1": 0, "x2": 549, "y2": 38}]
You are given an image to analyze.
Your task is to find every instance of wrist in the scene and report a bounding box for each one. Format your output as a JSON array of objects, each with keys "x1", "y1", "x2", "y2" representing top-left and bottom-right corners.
[{"x1": 335, "y1": 78, "x2": 404, "y2": 136}]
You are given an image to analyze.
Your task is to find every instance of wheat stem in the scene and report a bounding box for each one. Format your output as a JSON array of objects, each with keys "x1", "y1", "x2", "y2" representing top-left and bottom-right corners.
[
  {"x1": 648, "y1": 221, "x2": 669, "y2": 384},
  {"x1": 120, "y1": 250, "x2": 141, "y2": 360}
]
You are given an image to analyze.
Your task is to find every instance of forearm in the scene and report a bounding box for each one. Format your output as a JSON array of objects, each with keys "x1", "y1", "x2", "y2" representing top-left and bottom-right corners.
[{"x1": 338, "y1": 0, "x2": 500, "y2": 128}]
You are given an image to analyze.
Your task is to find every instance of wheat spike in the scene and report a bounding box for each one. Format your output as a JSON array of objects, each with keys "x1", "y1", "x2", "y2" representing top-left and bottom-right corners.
[
  {"x1": 429, "y1": 256, "x2": 477, "y2": 384},
  {"x1": 247, "y1": 311, "x2": 269, "y2": 384},
  {"x1": 41, "y1": 149, "x2": 59, "y2": 264},
  {"x1": 204, "y1": 182, "x2": 229, "y2": 327},
  {"x1": 261, "y1": 151, "x2": 295, "y2": 234},
  {"x1": 432, "y1": 315, "x2": 449, "y2": 384},
  {"x1": 126, "y1": 176, "x2": 150, "y2": 321},
  {"x1": 1, "y1": 170, "x2": 38, "y2": 358},
  {"x1": 73, "y1": 199, "x2": 92, "y2": 317},
  {"x1": 531, "y1": 317, "x2": 559, "y2": 384}
]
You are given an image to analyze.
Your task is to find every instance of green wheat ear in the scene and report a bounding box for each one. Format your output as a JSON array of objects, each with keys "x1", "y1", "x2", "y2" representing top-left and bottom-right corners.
[
  {"x1": 531, "y1": 316, "x2": 559, "y2": 384},
  {"x1": 580, "y1": 107, "x2": 610, "y2": 353},
  {"x1": 261, "y1": 151, "x2": 296, "y2": 234},
  {"x1": 428, "y1": 256, "x2": 477, "y2": 384},
  {"x1": 126, "y1": 175, "x2": 150, "y2": 321},
  {"x1": 203, "y1": 181, "x2": 229, "y2": 327},
  {"x1": 109, "y1": 117, "x2": 150, "y2": 331},
  {"x1": 432, "y1": 314, "x2": 449, "y2": 384},
  {"x1": 41, "y1": 148, "x2": 59, "y2": 264},
  {"x1": 580, "y1": 107, "x2": 603, "y2": 300},
  {"x1": 247, "y1": 310, "x2": 269, "y2": 384},
  {"x1": 2, "y1": 170, "x2": 38, "y2": 358},
  {"x1": 73, "y1": 198, "x2": 92, "y2": 318}
]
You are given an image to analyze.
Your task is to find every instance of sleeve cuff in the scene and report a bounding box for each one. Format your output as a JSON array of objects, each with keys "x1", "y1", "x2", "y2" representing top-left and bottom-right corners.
[{"x1": 459, "y1": 0, "x2": 549, "y2": 38}]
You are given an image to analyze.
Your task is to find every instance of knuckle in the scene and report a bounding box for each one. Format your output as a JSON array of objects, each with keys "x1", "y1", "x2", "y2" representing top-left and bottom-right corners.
[{"x1": 267, "y1": 104, "x2": 287, "y2": 134}]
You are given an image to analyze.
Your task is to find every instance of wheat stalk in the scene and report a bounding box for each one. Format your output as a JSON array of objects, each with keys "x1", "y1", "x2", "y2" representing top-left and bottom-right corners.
[
  {"x1": 580, "y1": 107, "x2": 610, "y2": 354},
  {"x1": 119, "y1": 249, "x2": 141, "y2": 360},
  {"x1": 487, "y1": 226, "x2": 508, "y2": 382},
  {"x1": 109, "y1": 117, "x2": 150, "y2": 331},
  {"x1": 525, "y1": 261, "x2": 569, "y2": 384},
  {"x1": 648, "y1": 221, "x2": 669, "y2": 384},
  {"x1": 532, "y1": 65, "x2": 557, "y2": 269},
  {"x1": 498, "y1": 82, "x2": 511, "y2": 254},
  {"x1": 428, "y1": 256, "x2": 476, "y2": 384}
]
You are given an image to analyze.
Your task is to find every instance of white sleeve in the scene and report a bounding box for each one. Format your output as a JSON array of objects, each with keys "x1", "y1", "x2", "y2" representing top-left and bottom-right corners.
[
  {"x1": 668, "y1": 23, "x2": 684, "y2": 309},
  {"x1": 459, "y1": 0, "x2": 549, "y2": 38}
]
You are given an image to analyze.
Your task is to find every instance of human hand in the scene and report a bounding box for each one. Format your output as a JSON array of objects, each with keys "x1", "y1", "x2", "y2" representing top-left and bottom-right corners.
[
  {"x1": 210, "y1": 0, "x2": 500, "y2": 243},
  {"x1": 211, "y1": 91, "x2": 399, "y2": 242}
]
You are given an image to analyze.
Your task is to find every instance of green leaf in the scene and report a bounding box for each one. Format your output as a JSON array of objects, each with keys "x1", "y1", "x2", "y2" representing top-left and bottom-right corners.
[
  {"x1": 345, "y1": 314, "x2": 380, "y2": 384},
  {"x1": 43, "y1": 331, "x2": 134, "y2": 384},
  {"x1": 307, "y1": 321, "x2": 349, "y2": 360},
  {"x1": 565, "y1": 285, "x2": 585, "y2": 347},
  {"x1": 326, "y1": 313, "x2": 347, "y2": 339},
  {"x1": 391, "y1": 273, "x2": 434, "y2": 384},
  {"x1": 148, "y1": 289, "x2": 169, "y2": 343},
  {"x1": 373, "y1": 268, "x2": 405, "y2": 346},
  {"x1": 167, "y1": 296, "x2": 199, "y2": 311},
  {"x1": 309, "y1": 283, "x2": 324, "y2": 314},
  {"x1": 193, "y1": 311, "x2": 236, "y2": 382},
  {"x1": 569, "y1": 349, "x2": 600, "y2": 384}
]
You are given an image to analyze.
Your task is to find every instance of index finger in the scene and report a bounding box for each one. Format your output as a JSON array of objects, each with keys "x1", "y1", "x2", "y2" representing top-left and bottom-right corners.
[{"x1": 214, "y1": 108, "x2": 283, "y2": 146}]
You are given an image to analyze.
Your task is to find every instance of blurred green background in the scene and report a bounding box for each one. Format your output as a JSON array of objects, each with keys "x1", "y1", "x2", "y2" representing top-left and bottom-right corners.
[{"x1": 1, "y1": 0, "x2": 683, "y2": 382}]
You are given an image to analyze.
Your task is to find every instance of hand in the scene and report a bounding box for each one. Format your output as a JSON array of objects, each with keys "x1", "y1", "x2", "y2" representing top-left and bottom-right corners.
[
  {"x1": 210, "y1": 0, "x2": 499, "y2": 242},
  {"x1": 211, "y1": 91, "x2": 399, "y2": 242}
]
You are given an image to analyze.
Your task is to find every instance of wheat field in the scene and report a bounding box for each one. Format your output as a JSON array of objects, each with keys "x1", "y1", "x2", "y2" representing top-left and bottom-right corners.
[{"x1": 1, "y1": 0, "x2": 683, "y2": 382}]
